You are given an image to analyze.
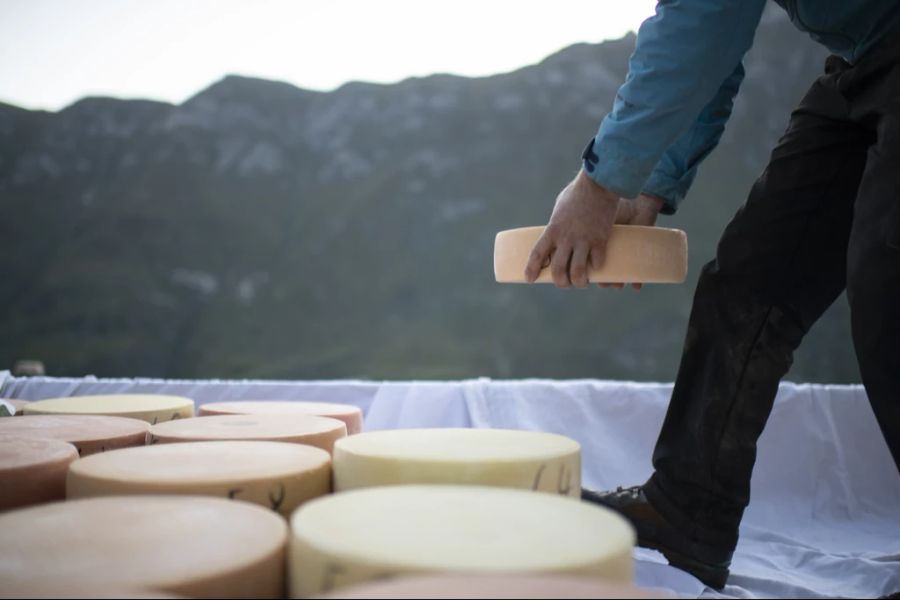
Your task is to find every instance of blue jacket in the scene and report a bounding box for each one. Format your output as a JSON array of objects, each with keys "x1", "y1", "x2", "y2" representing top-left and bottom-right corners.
[{"x1": 581, "y1": 0, "x2": 900, "y2": 214}]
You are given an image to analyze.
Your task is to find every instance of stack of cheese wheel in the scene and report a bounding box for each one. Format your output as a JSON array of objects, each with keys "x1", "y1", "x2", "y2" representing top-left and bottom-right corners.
[
  {"x1": 0, "y1": 496, "x2": 287, "y2": 598},
  {"x1": 67, "y1": 441, "x2": 332, "y2": 516},
  {"x1": 148, "y1": 414, "x2": 346, "y2": 454},
  {"x1": 1, "y1": 399, "x2": 29, "y2": 416},
  {"x1": 290, "y1": 485, "x2": 635, "y2": 597},
  {"x1": 332, "y1": 428, "x2": 580, "y2": 495},
  {"x1": 316, "y1": 573, "x2": 660, "y2": 599},
  {"x1": 24, "y1": 394, "x2": 194, "y2": 424},
  {"x1": 0, "y1": 415, "x2": 149, "y2": 456},
  {"x1": 493, "y1": 225, "x2": 688, "y2": 284},
  {"x1": 199, "y1": 401, "x2": 363, "y2": 435},
  {"x1": 0, "y1": 438, "x2": 79, "y2": 511}
]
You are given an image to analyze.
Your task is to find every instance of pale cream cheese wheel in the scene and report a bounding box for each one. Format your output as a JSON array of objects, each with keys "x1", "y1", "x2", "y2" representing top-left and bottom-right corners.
[
  {"x1": 0, "y1": 415, "x2": 149, "y2": 456},
  {"x1": 24, "y1": 394, "x2": 194, "y2": 424},
  {"x1": 199, "y1": 401, "x2": 364, "y2": 435},
  {"x1": 494, "y1": 225, "x2": 688, "y2": 284},
  {"x1": 289, "y1": 485, "x2": 635, "y2": 597},
  {"x1": 315, "y1": 573, "x2": 661, "y2": 599},
  {"x1": 0, "y1": 437, "x2": 78, "y2": 511},
  {"x1": 148, "y1": 414, "x2": 347, "y2": 453},
  {"x1": 0, "y1": 496, "x2": 287, "y2": 598},
  {"x1": 67, "y1": 441, "x2": 332, "y2": 516},
  {"x1": 333, "y1": 428, "x2": 580, "y2": 497}
]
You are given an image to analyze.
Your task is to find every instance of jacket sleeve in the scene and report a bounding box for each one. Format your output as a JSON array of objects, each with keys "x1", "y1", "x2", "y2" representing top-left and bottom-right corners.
[
  {"x1": 581, "y1": 0, "x2": 766, "y2": 201},
  {"x1": 642, "y1": 61, "x2": 745, "y2": 214}
]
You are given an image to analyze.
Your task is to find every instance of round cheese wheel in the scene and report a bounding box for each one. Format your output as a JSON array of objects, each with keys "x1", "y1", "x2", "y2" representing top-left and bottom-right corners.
[
  {"x1": 2, "y1": 399, "x2": 29, "y2": 416},
  {"x1": 315, "y1": 573, "x2": 660, "y2": 599},
  {"x1": 493, "y1": 225, "x2": 688, "y2": 284},
  {"x1": 67, "y1": 441, "x2": 332, "y2": 516},
  {"x1": 0, "y1": 582, "x2": 184, "y2": 598},
  {"x1": 289, "y1": 485, "x2": 635, "y2": 597},
  {"x1": 0, "y1": 415, "x2": 148, "y2": 456},
  {"x1": 333, "y1": 428, "x2": 580, "y2": 496},
  {"x1": 0, "y1": 496, "x2": 287, "y2": 598},
  {"x1": 198, "y1": 401, "x2": 363, "y2": 435},
  {"x1": 148, "y1": 414, "x2": 346, "y2": 453},
  {"x1": 24, "y1": 394, "x2": 194, "y2": 424},
  {"x1": 0, "y1": 437, "x2": 79, "y2": 511}
]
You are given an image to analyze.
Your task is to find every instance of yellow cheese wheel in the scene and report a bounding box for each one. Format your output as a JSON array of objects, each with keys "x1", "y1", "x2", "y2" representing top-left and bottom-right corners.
[
  {"x1": 289, "y1": 485, "x2": 635, "y2": 597},
  {"x1": 493, "y1": 225, "x2": 688, "y2": 284},
  {"x1": 199, "y1": 401, "x2": 363, "y2": 435},
  {"x1": 0, "y1": 437, "x2": 79, "y2": 511},
  {"x1": 333, "y1": 428, "x2": 580, "y2": 496},
  {"x1": 0, "y1": 415, "x2": 148, "y2": 456},
  {"x1": 148, "y1": 414, "x2": 346, "y2": 453},
  {"x1": 314, "y1": 573, "x2": 661, "y2": 599},
  {"x1": 67, "y1": 441, "x2": 332, "y2": 516},
  {"x1": 0, "y1": 496, "x2": 287, "y2": 598},
  {"x1": 24, "y1": 394, "x2": 194, "y2": 424}
]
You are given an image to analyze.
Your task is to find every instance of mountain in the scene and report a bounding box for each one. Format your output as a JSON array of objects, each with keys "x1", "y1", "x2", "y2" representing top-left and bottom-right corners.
[{"x1": 1, "y1": 8, "x2": 857, "y2": 382}]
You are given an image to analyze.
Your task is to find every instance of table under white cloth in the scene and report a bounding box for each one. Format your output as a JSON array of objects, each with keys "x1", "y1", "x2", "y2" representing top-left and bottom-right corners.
[{"x1": 2, "y1": 373, "x2": 898, "y2": 598}]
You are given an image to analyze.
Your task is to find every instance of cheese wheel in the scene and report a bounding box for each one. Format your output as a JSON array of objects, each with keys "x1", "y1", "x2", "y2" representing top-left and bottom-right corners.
[
  {"x1": 67, "y1": 441, "x2": 332, "y2": 516},
  {"x1": 333, "y1": 428, "x2": 580, "y2": 496},
  {"x1": 24, "y1": 394, "x2": 194, "y2": 424},
  {"x1": 0, "y1": 415, "x2": 149, "y2": 456},
  {"x1": 493, "y1": 225, "x2": 688, "y2": 284},
  {"x1": 315, "y1": 573, "x2": 661, "y2": 599},
  {"x1": 199, "y1": 401, "x2": 363, "y2": 435},
  {"x1": 289, "y1": 485, "x2": 635, "y2": 597},
  {"x1": 0, "y1": 496, "x2": 287, "y2": 598},
  {"x1": 0, "y1": 582, "x2": 185, "y2": 599},
  {"x1": 148, "y1": 414, "x2": 346, "y2": 453},
  {"x1": 1, "y1": 399, "x2": 29, "y2": 416},
  {"x1": 0, "y1": 437, "x2": 78, "y2": 511}
]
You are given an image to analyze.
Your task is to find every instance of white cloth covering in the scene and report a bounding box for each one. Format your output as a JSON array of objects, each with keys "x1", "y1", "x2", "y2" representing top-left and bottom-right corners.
[{"x1": 2, "y1": 373, "x2": 897, "y2": 598}]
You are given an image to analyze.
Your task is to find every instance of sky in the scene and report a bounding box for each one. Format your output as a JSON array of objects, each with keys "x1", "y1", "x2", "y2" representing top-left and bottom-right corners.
[{"x1": 0, "y1": 0, "x2": 656, "y2": 112}]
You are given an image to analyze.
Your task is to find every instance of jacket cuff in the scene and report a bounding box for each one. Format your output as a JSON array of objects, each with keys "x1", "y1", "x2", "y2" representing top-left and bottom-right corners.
[
  {"x1": 580, "y1": 138, "x2": 651, "y2": 200},
  {"x1": 641, "y1": 170, "x2": 687, "y2": 215}
]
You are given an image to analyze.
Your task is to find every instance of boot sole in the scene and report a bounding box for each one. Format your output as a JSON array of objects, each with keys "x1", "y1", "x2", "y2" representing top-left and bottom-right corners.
[{"x1": 638, "y1": 535, "x2": 730, "y2": 590}]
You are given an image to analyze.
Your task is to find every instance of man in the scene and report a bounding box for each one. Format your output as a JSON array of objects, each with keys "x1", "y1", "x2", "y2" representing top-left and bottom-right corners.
[{"x1": 524, "y1": 0, "x2": 900, "y2": 590}]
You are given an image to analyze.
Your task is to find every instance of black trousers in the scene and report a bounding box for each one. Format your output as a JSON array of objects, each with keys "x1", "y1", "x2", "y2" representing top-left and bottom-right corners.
[{"x1": 643, "y1": 36, "x2": 900, "y2": 552}]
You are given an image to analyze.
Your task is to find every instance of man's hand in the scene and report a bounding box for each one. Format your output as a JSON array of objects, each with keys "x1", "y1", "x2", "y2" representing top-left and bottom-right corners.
[
  {"x1": 524, "y1": 169, "x2": 664, "y2": 289},
  {"x1": 599, "y1": 191, "x2": 665, "y2": 290}
]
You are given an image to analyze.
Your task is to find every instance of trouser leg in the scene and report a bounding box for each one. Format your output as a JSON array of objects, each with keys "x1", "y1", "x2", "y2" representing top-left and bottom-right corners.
[
  {"x1": 845, "y1": 61, "x2": 900, "y2": 471},
  {"x1": 644, "y1": 66, "x2": 873, "y2": 550}
]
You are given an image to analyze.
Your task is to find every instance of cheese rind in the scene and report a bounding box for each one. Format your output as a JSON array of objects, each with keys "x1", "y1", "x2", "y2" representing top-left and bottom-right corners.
[
  {"x1": 493, "y1": 225, "x2": 688, "y2": 284},
  {"x1": 0, "y1": 496, "x2": 287, "y2": 598},
  {"x1": 148, "y1": 414, "x2": 347, "y2": 454},
  {"x1": 67, "y1": 440, "x2": 332, "y2": 516},
  {"x1": 333, "y1": 428, "x2": 580, "y2": 497},
  {"x1": 24, "y1": 394, "x2": 194, "y2": 424},
  {"x1": 0, "y1": 415, "x2": 148, "y2": 456},
  {"x1": 289, "y1": 485, "x2": 635, "y2": 597},
  {"x1": 199, "y1": 401, "x2": 363, "y2": 435},
  {"x1": 313, "y1": 573, "x2": 659, "y2": 599},
  {"x1": 0, "y1": 437, "x2": 79, "y2": 511}
]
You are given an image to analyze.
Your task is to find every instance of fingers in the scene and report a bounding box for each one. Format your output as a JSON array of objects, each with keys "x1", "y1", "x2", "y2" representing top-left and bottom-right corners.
[
  {"x1": 550, "y1": 242, "x2": 573, "y2": 288},
  {"x1": 525, "y1": 234, "x2": 554, "y2": 283},
  {"x1": 570, "y1": 244, "x2": 590, "y2": 288}
]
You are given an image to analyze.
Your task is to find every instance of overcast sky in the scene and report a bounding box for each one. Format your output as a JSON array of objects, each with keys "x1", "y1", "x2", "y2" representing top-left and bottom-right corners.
[{"x1": 0, "y1": 0, "x2": 656, "y2": 112}]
